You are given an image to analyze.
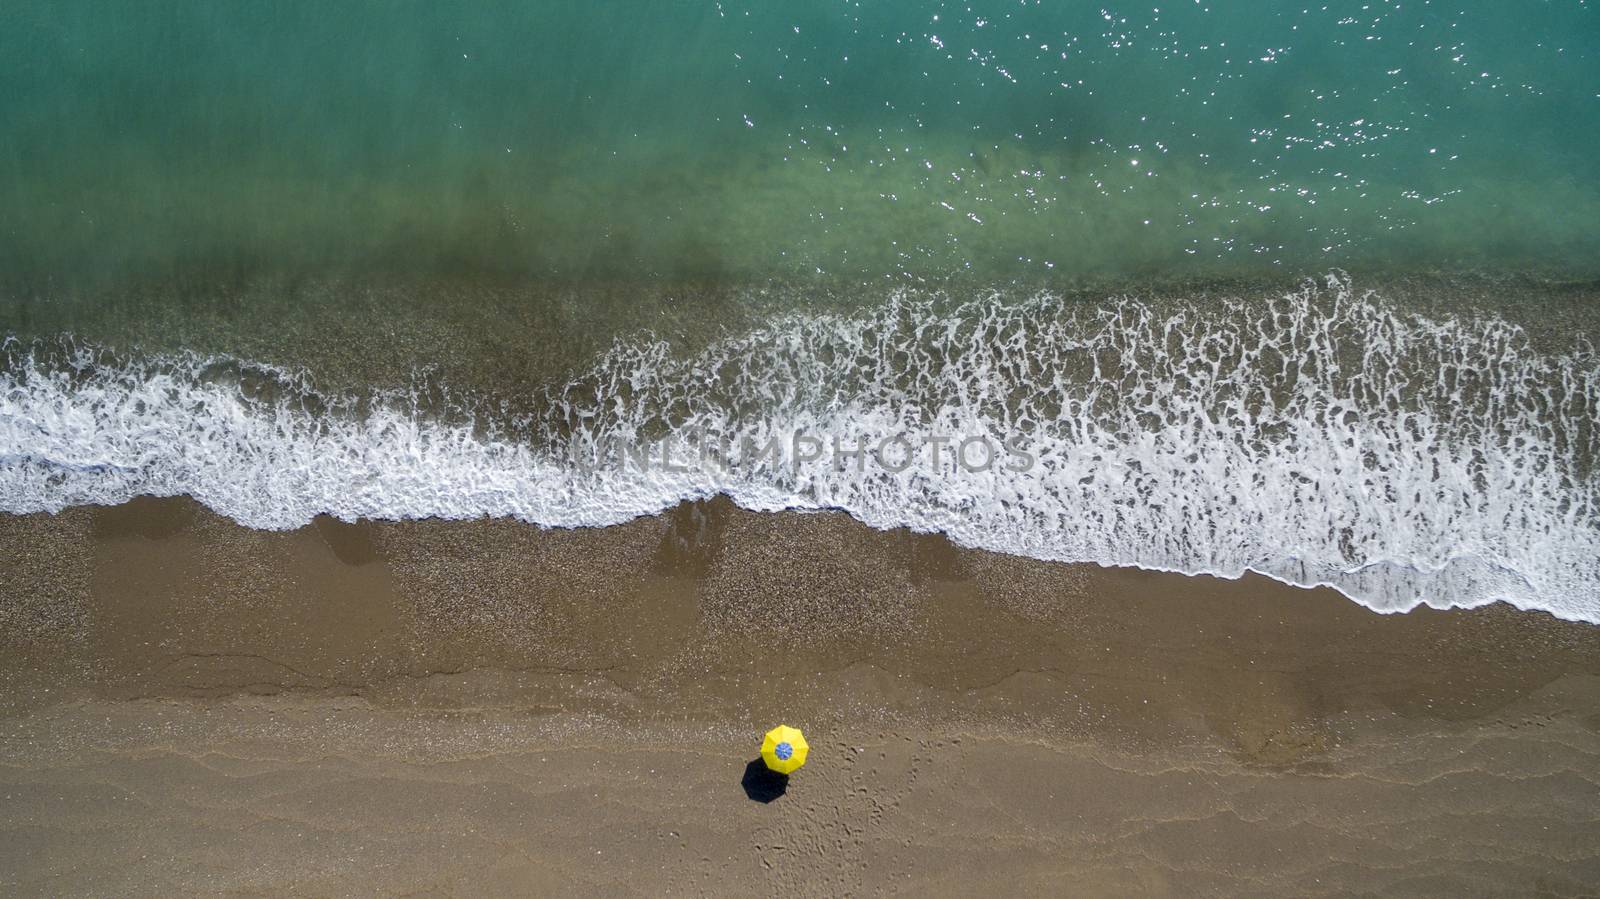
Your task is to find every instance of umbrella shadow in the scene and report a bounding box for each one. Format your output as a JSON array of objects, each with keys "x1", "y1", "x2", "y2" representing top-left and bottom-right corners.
[{"x1": 741, "y1": 758, "x2": 788, "y2": 803}]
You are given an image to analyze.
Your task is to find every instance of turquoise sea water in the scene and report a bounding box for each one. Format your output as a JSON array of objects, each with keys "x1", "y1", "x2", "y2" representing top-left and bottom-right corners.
[
  {"x1": 3, "y1": 3, "x2": 1600, "y2": 622},
  {"x1": 2, "y1": 1, "x2": 1596, "y2": 286}
]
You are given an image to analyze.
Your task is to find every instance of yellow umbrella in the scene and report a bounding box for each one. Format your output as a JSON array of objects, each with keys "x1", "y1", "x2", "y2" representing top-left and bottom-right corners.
[{"x1": 760, "y1": 724, "x2": 808, "y2": 774}]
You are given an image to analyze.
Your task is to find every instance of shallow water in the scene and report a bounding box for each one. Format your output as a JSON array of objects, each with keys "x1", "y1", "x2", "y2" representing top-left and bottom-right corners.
[{"x1": 2, "y1": 1, "x2": 1596, "y2": 284}]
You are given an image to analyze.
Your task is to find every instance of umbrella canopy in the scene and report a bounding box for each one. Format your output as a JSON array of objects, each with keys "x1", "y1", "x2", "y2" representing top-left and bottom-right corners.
[{"x1": 760, "y1": 725, "x2": 808, "y2": 774}]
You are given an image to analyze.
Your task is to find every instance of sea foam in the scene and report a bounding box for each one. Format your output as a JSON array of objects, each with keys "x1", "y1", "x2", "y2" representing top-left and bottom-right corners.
[{"x1": 3, "y1": 276, "x2": 1598, "y2": 621}]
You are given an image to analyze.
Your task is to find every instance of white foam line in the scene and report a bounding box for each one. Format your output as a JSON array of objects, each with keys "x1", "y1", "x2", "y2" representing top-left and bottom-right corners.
[{"x1": 3, "y1": 275, "x2": 1597, "y2": 622}]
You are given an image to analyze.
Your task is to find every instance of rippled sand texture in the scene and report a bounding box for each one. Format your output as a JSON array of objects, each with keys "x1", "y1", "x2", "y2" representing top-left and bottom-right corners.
[{"x1": 1, "y1": 498, "x2": 1597, "y2": 896}]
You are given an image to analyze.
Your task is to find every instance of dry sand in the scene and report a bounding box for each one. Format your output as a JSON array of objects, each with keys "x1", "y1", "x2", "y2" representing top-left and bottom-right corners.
[{"x1": 1, "y1": 496, "x2": 1598, "y2": 896}]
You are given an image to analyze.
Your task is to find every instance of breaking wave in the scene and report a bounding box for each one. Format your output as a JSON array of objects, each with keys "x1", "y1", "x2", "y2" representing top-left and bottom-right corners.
[{"x1": 3, "y1": 275, "x2": 1598, "y2": 621}]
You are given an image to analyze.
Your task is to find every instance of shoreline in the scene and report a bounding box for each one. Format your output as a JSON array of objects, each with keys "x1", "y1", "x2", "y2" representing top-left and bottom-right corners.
[
  {"x1": 2, "y1": 497, "x2": 1598, "y2": 894},
  {"x1": 8, "y1": 273, "x2": 1596, "y2": 621}
]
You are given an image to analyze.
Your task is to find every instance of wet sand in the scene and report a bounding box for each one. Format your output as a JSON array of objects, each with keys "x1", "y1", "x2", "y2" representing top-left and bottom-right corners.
[{"x1": 2, "y1": 497, "x2": 1599, "y2": 896}]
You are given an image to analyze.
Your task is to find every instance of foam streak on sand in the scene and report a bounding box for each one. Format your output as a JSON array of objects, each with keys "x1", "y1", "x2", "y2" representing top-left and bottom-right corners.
[{"x1": 3, "y1": 276, "x2": 1598, "y2": 621}]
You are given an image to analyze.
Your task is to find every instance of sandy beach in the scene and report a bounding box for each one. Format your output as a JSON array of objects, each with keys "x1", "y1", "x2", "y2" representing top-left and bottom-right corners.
[{"x1": 2, "y1": 497, "x2": 1597, "y2": 896}]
